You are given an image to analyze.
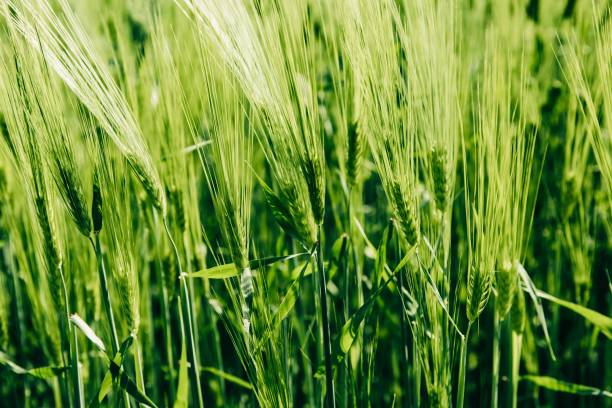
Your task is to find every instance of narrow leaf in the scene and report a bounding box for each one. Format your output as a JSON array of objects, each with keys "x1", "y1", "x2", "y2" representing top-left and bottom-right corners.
[
  {"x1": 202, "y1": 367, "x2": 252, "y2": 390},
  {"x1": 522, "y1": 375, "x2": 612, "y2": 398},
  {"x1": 173, "y1": 339, "x2": 189, "y2": 408},
  {"x1": 536, "y1": 290, "x2": 612, "y2": 339}
]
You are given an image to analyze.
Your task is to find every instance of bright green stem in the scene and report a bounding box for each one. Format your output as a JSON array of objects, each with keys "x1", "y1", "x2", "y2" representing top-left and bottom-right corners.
[
  {"x1": 510, "y1": 332, "x2": 522, "y2": 408},
  {"x1": 153, "y1": 212, "x2": 176, "y2": 402},
  {"x1": 412, "y1": 340, "x2": 420, "y2": 407},
  {"x1": 491, "y1": 308, "x2": 501, "y2": 408},
  {"x1": 316, "y1": 232, "x2": 335, "y2": 408},
  {"x1": 457, "y1": 322, "x2": 472, "y2": 408},
  {"x1": 90, "y1": 235, "x2": 120, "y2": 353},
  {"x1": 61, "y1": 267, "x2": 84, "y2": 408},
  {"x1": 90, "y1": 235, "x2": 131, "y2": 408},
  {"x1": 164, "y1": 218, "x2": 204, "y2": 408},
  {"x1": 134, "y1": 335, "x2": 146, "y2": 407}
]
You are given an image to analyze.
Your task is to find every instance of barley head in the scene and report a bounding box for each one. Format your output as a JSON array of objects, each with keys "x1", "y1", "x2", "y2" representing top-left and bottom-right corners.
[
  {"x1": 466, "y1": 263, "x2": 493, "y2": 323},
  {"x1": 346, "y1": 121, "x2": 364, "y2": 188},
  {"x1": 91, "y1": 176, "x2": 103, "y2": 234},
  {"x1": 430, "y1": 145, "x2": 449, "y2": 212},
  {"x1": 390, "y1": 180, "x2": 419, "y2": 247},
  {"x1": 496, "y1": 259, "x2": 518, "y2": 319}
]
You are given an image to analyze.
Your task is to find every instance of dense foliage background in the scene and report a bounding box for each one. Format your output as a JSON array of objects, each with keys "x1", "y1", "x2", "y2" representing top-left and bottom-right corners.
[{"x1": 0, "y1": 0, "x2": 610, "y2": 407}]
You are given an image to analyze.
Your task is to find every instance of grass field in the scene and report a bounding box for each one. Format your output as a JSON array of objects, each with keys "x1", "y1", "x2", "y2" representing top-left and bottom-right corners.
[{"x1": 0, "y1": 0, "x2": 610, "y2": 407}]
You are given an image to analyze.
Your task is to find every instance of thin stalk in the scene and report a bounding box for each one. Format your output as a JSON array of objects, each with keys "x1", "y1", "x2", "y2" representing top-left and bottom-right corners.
[
  {"x1": 89, "y1": 235, "x2": 131, "y2": 408},
  {"x1": 457, "y1": 322, "x2": 472, "y2": 408},
  {"x1": 89, "y1": 235, "x2": 120, "y2": 353},
  {"x1": 6, "y1": 244, "x2": 33, "y2": 406},
  {"x1": 510, "y1": 331, "x2": 522, "y2": 408},
  {"x1": 61, "y1": 266, "x2": 84, "y2": 408},
  {"x1": 396, "y1": 235, "x2": 409, "y2": 408},
  {"x1": 152, "y1": 212, "x2": 176, "y2": 402},
  {"x1": 134, "y1": 335, "x2": 146, "y2": 407},
  {"x1": 412, "y1": 341, "x2": 420, "y2": 407},
  {"x1": 164, "y1": 217, "x2": 204, "y2": 408},
  {"x1": 316, "y1": 229, "x2": 335, "y2": 408},
  {"x1": 491, "y1": 306, "x2": 501, "y2": 408}
]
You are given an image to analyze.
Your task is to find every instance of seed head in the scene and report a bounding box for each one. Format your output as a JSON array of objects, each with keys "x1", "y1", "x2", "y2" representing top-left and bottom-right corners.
[
  {"x1": 496, "y1": 259, "x2": 518, "y2": 319},
  {"x1": 126, "y1": 153, "x2": 166, "y2": 215},
  {"x1": 301, "y1": 155, "x2": 325, "y2": 225},
  {"x1": 390, "y1": 180, "x2": 419, "y2": 246},
  {"x1": 91, "y1": 177, "x2": 103, "y2": 234},
  {"x1": 430, "y1": 145, "x2": 448, "y2": 212},
  {"x1": 347, "y1": 121, "x2": 363, "y2": 187},
  {"x1": 466, "y1": 264, "x2": 493, "y2": 323}
]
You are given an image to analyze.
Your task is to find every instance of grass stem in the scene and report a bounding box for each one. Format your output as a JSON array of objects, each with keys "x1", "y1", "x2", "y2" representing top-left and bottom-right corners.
[{"x1": 316, "y1": 229, "x2": 335, "y2": 408}]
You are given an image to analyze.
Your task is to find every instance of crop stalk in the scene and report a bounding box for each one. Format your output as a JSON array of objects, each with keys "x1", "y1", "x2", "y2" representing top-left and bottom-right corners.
[{"x1": 317, "y1": 229, "x2": 335, "y2": 408}]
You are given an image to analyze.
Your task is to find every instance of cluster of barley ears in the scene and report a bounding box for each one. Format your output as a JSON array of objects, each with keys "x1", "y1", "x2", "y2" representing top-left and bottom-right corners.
[{"x1": 0, "y1": 1, "x2": 610, "y2": 408}]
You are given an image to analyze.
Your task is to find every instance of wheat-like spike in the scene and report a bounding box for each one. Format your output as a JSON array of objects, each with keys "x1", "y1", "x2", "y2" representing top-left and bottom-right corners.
[
  {"x1": 301, "y1": 155, "x2": 325, "y2": 226},
  {"x1": 346, "y1": 121, "x2": 364, "y2": 188},
  {"x1": 6, "y1": 0, "x2": 166, "y2": 215},
  {"x1": 430, "y1": 145, "x2": 449, "y2": 212},
  {"x1": 390, "y1": 180, "x2": 420, "y2": 247},
  {"x1": 510, "y1": 286, "x2": 526, "y2": 335},
  {"x1": 496, "y1": 259, "x2": 518, "y2": 319},
  {"x1": 91, "y1": 175, "x2": 103, "y2": 235},
  {"x1": 466, "y1": 263, "x2": 494, "y2": 323}
]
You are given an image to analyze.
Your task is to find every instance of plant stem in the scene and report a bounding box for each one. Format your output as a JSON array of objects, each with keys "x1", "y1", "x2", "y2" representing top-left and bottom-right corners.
[
  {"x1": 61, "y1": 266, "x2": 84, "y2": 408},
  {"x1": 164, "y1": 217, "x2": 204, "y2": 408},
  {"x1": 491, "y1": 306, "x2": 501, "y2": 408},
  {"x1": 457, "y1": 322, "x2": 472, "y2": 408},
  {"x1": 89, "y1": 234, "x2": 131, "y2": 408},
  {"x1": 134, "y1": 335, "x2": 146, "y2": 407},
  {"x1": 316, "y1": 230, "x2": 335, "y2": 408},
  {"x1": 152, "y1": 211, "x2": 176, "y2": 402},
  {"x1": 90, "y1": 235, "x2": 120, "y2": 353},
  {"x1": 510, "y1": 331, "x2": 522, "y2": 408}
]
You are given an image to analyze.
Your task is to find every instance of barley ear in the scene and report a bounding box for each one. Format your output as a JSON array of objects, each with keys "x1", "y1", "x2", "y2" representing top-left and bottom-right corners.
[
  {"x1": 126, "y1": 153, "x2": 166, "y2": 215},
  {"x1": 430, "y1": 145, "x2": 448, "y2": 212},
  {"x1": 346, "y1": 121, "x2": 363, "y2": 187},
  {"x1": 466, "y1": 264, "x2": 493, "y2": 322},
  {"x1": 496, "y1": 259, "x2": 518, "y2": 319},
  {"x1": 390, "y1": 180, "x2": 419, "y2": 246},
  {"x1": 50, "y1": 154, "x2": 91, "y2": 237},
  {"x1": 34, "y1": 197, "x2": 64, "y2": 313},
  {"x1": 91, "y1": 175, "x2": 103, "y2": 235},
  {"x1": 301, "y1": 156, "x2": 325, "y2": 225}
]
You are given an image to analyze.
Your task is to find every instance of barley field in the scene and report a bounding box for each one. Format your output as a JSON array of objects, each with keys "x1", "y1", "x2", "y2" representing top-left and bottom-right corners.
[{"x1": 0, "y1": 0, "x2": 610, "y2": 407}]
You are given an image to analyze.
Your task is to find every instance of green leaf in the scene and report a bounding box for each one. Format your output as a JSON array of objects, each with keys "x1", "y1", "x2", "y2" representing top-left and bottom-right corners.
[
  {"x1": 89, "y1": 336, "x2": 134, "y2": 408},
  {"x1": 190, "y1": 263, "x2": 238, "y2": 279},
  {"x1": 248, "y1": 252, "x2": 309, "y2": 270},
  {"x1": 0, "y1": 351, "x2": 68, "y2": 380},
  {"x1": 521, "y1": 376, "x2": 612, "y2": 398},
  {"x1": 536, "y1": 289, "x2": 612, "y2": 339},
  {"x1": 254, "y1": 254, "x2": 314, "y2": 352},
  {"x1": 118, "y1": 369, "x2": 158, "y2": 408},
  {"x1": 202, "y1": 367, "x2": 252, "y2": 390},
  {"x1": 516, "y1": 265, "x2": 556, "y2": 360},
  {"x1": 190, "y1": 252, "x2": 309, "y2": 279},
  {"x1": 173, "y1": 338, "x2": 189, "y2": 408},
  {"x1": 373, "y1": 225, "x2": 391, "y2": 289}
]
